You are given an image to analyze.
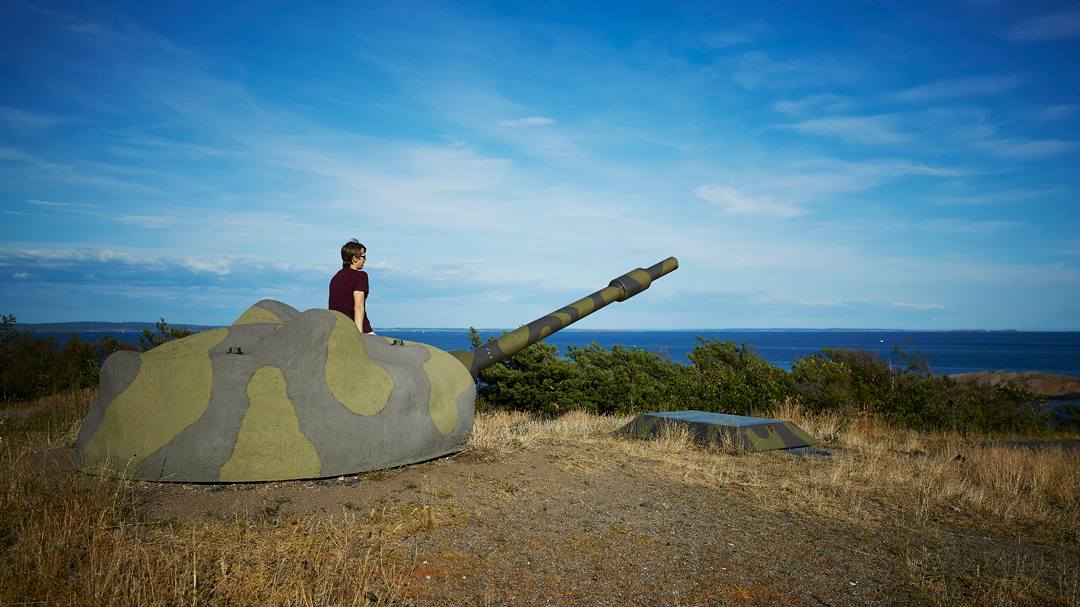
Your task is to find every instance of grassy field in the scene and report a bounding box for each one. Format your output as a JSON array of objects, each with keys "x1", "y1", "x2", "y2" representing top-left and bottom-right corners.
[{"x1": 2, "y1": 390, "x2": 1079, "y2": 606}]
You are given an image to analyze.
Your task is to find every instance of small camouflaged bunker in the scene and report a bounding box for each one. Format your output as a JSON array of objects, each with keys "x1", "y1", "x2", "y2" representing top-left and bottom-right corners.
[
  {"x1": 76, "y1": 300, "x2": 475, "y2": 482},
  {"x1": 77, "y1": 257, "x2": 679, "y2": 483},
  {"x1": 619, "y1": 410, "x2": 820, "y2": 453}
]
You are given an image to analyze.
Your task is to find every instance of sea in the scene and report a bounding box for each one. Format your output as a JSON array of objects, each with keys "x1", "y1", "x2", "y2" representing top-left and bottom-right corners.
[
  {"x1": 30, "y1": 328, "x2": 1080, "y2": 379},
  {"x1": 377, "y1": 329, "x2": 1080, "y2": 378}
]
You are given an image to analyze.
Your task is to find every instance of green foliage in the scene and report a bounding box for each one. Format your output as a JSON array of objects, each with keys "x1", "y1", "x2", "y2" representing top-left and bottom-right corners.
[
  {"x1": 467, "y1": 329, "x2": 683, "y2": 415},
  {"x1": 138, "y1": 318, "x2": 196, "y2": 351},
  {"x1": 0, "y1": 311, "x2": 197, "y2": 406},
  {"x1": 563, "y1": 343, "x2": 683, "y2": 414},
  {"x1": 1, "y1": 314, "x2": 1054, "y2": 436},
  {"x1": 465, "y1": 330, "x2": 1050, "y2": 434},
  {"x1": 790, "y1": 340, "x2": 1051, "y2": 432},
  {"x1": 674, "y1": 337, "x2": 793, "y2": 416}
]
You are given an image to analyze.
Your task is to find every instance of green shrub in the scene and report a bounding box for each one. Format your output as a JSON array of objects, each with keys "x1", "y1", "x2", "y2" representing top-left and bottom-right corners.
[
  {"x1": 468, "y1": 328, "x2": 576, "y2": 414},
  {"x1": 0, "y1": 312, "x2": 196, "y2": 406},
  {"x1": 672, "y1": 337, "x2": 793, "y2": 416},
  {"x1": 789, "y1": 341, "x2": 1051, "y2": 432},
  {"x1": 563, "y1": 342, "x2": 683, "y2": 414}
]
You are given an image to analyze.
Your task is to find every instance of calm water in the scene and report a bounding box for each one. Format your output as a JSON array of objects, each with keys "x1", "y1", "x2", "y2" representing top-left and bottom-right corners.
[
  {"x1": 378, "y1": 329, "x2": 1080, "y2": 378},
  {"x1": 33, "y1": 329, "x2": 1080, "y2": 378}
]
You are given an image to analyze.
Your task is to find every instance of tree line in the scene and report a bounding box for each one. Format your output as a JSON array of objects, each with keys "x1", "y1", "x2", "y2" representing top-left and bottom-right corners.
[
  {"x1": 0, "y1": 313, "x2": 194, "y2": 405},
  {"x1": 469, "y1": 330, "x2": 1053, "y2": 433},
  {"x1": 0, "y1": 310, "x2": 1052, "y2": 434}
]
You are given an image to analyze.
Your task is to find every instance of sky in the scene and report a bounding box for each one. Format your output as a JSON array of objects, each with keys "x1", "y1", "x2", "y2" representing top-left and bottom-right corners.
[{"x1": 1, "y1": 1, "x2": 1078, "y2": 331}]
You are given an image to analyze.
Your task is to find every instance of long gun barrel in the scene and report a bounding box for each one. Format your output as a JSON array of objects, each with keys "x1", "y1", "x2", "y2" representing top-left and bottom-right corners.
[{"x1": 449, "y1": 257, "x2": 679, "y2": 378}]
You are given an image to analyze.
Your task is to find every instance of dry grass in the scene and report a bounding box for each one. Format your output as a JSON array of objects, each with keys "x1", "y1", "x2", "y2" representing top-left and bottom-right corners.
[
  {"x1": 1, "y1": 400, "x2": 415, "y2": 607},
  {"x1": 467, "y1": 403, "x2": 1080, "y2": 606},
  {"x1": 465, "y1": 404, "x2": 1080, "y2": 533},
  {"x1": 4, "y1": 390, "x2": 1080, "y2": 606}
]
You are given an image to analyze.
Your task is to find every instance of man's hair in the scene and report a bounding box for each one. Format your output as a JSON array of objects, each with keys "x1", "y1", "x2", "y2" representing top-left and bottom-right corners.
[{"x1": 341, "y1": 239, "x2": 366, "y2": 268}]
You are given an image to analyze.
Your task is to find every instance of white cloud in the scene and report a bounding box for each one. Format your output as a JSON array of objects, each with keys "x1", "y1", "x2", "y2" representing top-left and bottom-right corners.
[
  {"x1": 14, "y1": 273, "x2": 28, "y2": 279},
  {"x1": 891, "y1": 76, "x2": 1022, "y2": 103},
  {"x1": 783, "y1": 115, "x2": 910, "y2": 145},
  {"x1": 500, "y1": 117, "x2": 554, "y2": 127},
  {"x1": 113, "y1": 215, "x2": 175, "y2": 228},
  {"x1": 1055, "y1": 239, "x2": 1080, "y2": 255},
  {"x1": 0, "y1": 248, "x2": 168, "y2": 269},
  {"x1": 974, "y1": 138, "x2": 1080, "y2": 160},
  {"x1": 693, "y1": 184, "x2": 805, "y2": 217},
  {"x1": 892, "y1": 302, "x2": 946, "y2": 310},
  {"x1": 703, "y1": 23, "x2": 768, "y2": 48},
  {"x1": 1042, "y1": 105, "x2": 1080, "y2": 121},
  {"x1": 771, "y1": 94, "x2": 853, "y2": 116},
  {"x1": 914, "y1": 219, "x2": 1025, "y2": 235},
  {"x1": 0, "y1": 106, "x2": 69, "y2": 132},
  {"x1": 927, "y1": 188, "x2": 1053, "y2": 206},
  {"x1": 0, "y1": 147, "x2": 34, "y2": 162},
  {"x1": 1002, "y1": 5, "x2": 1080, "y2": 42},
  {"x1": 696, "y1": 158, "x2": 961, "y2": 218},
  {"x1": 25, "y1": 198, "x2": 101, "y2": 214},
  {"x1": 180, "y1": 258, "x2": 231, "y2": 275},
  {"x1": 729, "y1": 52, "x2": 861, "y2": 90}
]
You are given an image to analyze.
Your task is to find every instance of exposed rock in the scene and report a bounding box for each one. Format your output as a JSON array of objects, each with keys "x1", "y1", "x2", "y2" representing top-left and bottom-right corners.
[{"x1": 948, "y1": 371, "x2": 1080, "y2": 400}]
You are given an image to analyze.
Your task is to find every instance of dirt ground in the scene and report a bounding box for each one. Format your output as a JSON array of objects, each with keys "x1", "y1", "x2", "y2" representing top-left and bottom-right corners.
[{"x1": 37, "y1": 440, "x2": 1064, "y2": 607}]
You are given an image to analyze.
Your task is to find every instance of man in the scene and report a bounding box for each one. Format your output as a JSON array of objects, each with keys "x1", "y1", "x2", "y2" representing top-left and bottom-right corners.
[{"x1": 328, "y1": 239, "x2": 374, "y2": 334}]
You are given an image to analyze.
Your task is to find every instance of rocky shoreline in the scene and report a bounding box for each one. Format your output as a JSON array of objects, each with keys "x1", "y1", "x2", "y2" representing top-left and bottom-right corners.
[{"x1": 948, "y1": 370, "x2": 1080, "y2": 401}]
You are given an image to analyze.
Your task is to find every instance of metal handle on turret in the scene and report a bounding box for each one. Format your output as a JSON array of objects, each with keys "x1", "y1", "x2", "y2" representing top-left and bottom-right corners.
[{"x1": 449, "y1": 257, "x2": 679, "y2": 378}]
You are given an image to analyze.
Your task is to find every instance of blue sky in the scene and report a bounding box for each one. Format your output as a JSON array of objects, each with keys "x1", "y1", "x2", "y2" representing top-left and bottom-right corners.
[{"x1": 1, "y1": 1, "x2": 1078, "y2": 330}]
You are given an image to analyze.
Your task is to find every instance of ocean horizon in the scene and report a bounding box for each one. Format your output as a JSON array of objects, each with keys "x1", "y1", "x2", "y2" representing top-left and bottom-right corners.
[{"x1": 30, "y1": 327, "x2": 1080, "y2": 379}]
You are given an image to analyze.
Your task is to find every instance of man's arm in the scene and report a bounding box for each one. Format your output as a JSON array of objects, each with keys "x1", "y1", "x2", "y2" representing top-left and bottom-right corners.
[{"x1": 352, "y1": 290, "x2": 366, "y2": 333}]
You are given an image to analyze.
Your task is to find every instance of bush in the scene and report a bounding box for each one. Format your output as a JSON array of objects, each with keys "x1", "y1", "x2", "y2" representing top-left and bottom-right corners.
[
  {"x1": 0, "y1": 312, "x2": 196, "y2": 406},
  {"x1": 563, "y1": 342, "x2": 683, "y2": 414},
  {"x1": 789, "y1": 341, "x2": 1051, "y2": 432},
  {"x1": 672, "y1": 337, "x2": 793, "y2": 416},
  {"x1": 468, "y1": 328, "x2": 576, "y2": 414},
  {"x1": 468, "y1": 330, "x2": 684, "y2": 415}
]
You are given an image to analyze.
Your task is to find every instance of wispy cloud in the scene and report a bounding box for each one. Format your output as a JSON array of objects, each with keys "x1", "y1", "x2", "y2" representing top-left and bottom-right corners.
[
  {"x1": 0, "y1": 106, "x2": 70, "y2": 132},
  {"x1": 693, "y1": 184, "x2": 805, "y2": 217},
  {"x1": 914, "y1": 219, "x2": 1025, "y2": 235},
  {"x1": 703, "y1": 22, "x2": 768, "y2": 48},
  {"x1": 892, "y1": 302, "x2": 946, "y2": 310},
  {"x1": 783, "y1": 115, "x2": 911, "y2": 145},
  {"x1": 112, "y1": 215, "x2": 175, "y2": 228},
  {"x1": 927, "y1": 188, "x2": 1054, "y2": 206},
  {"x1": 1002, "y1": 5, "x2": 1080, "y2": 42},
  {"x1": 0, "y1": 147, "x2": 34, "y2": 161},
  {"x1": 771, "y1": 94, "x2": 854, "y2": 116},
  {"x1": 974, "y1": 137, "x2": 1080, "y2": 160},
  {"x1": 696, "y1": 158, "x2": 961, "y2": 219},
  {"x1": 26, "y1": 198, "x2": 100, "y2": 211},
  {"x1": 1042, "y1": 105, "x2": 1080, "y2": 121},
  {"x1": 728, "y1": 52, "x2": 861, "y2": 90},
  {"x1": 0, "y1": 248, "x2": 167, "y2": 269},
  {"x1": 891, "y1": 76, "x2": 1022, "y2": 103},
  {"x1": 500, "y1": 117, "x2": 554, "y2": 127},
  {"x1": 180, "y1": 258, "x2": 231, "y2": 275}
]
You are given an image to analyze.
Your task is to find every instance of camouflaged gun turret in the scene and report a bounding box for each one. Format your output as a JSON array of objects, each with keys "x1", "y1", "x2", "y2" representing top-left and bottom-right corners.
[{"x1": 76, "y1": 257, "x2": 679, "y2": 482}]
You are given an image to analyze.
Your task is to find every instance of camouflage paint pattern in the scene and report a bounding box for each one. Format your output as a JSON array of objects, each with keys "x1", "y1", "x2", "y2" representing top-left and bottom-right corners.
[
  {"x1": 450, "y1": 257, "x2": 679, "y2": 377},
  {"x1": 77, "y1": 300, "x2": 475, "y2": 482},
  {"x1": 618, "y1": 410, "x2": 819, "y2": 452},
  {"x1": 77, "y1": 257, "x2": 679, "y2": 482}
]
